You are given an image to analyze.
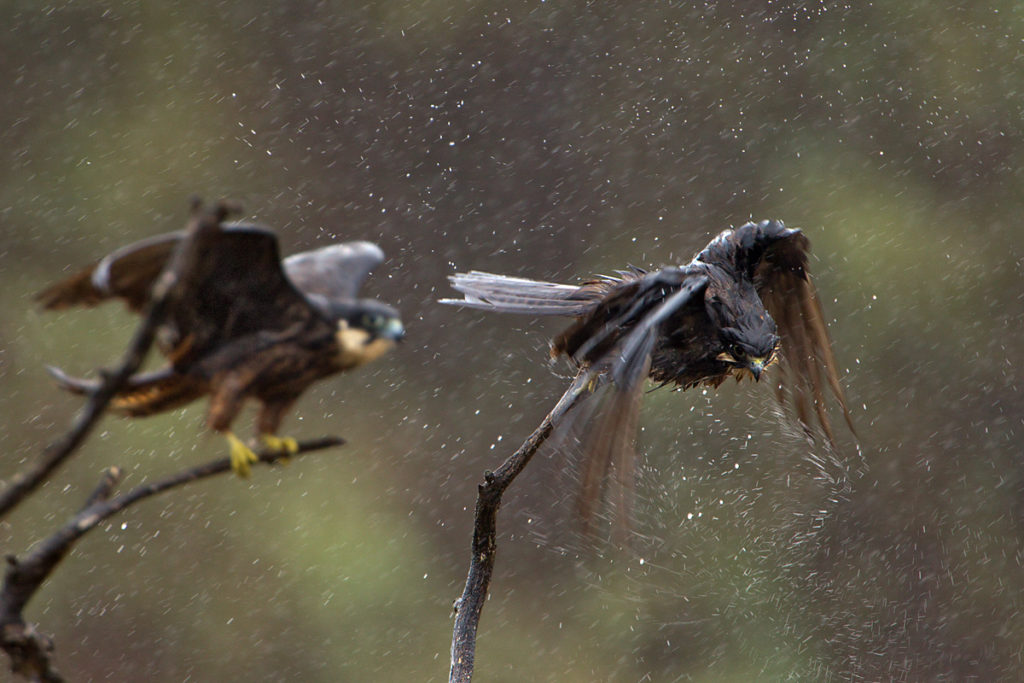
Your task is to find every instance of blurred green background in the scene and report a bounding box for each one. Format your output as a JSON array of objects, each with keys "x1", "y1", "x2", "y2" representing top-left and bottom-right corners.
[{"x1": 2, "y1": 2, "x2": 1022, "y2": 681}]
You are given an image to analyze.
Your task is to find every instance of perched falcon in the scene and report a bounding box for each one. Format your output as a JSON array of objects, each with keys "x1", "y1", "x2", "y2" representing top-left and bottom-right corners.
[
  {"x1": 443, "y1": 220, "x2": 854, "y2": 524},
  {"x1": 37, "y1": 214, "x2": 404, "y2": 476}
]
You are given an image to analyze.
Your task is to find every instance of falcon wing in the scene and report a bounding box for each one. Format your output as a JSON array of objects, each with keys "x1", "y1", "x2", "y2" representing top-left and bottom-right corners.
[
  {"x1": 283, "y1": 241, "x2": 385, "y2": 305},
  {"x1": 160, "y1": 226, "x2": 335, "y2": 368},
  {"x1": 572, "y1": 275, "x2": 709, "y2": 533},
  {"x1": 37, "y1": 224, "x2": 334, "y2": 368},
  {"x1": 36, "y1": 223, "x2": 281, "y2": 313},
  {"x1": 441, "y1": 271, "x2": 608, "y2": 316},
  {"x1": 36, "y1": 233, "x2": 180, "y2": 312},
  {"x1": 552, "y1": 267, "x2": 701, "y2": 364},
  {"x1": 741, "y1": 221, "x2": 855, "y2": 444}
]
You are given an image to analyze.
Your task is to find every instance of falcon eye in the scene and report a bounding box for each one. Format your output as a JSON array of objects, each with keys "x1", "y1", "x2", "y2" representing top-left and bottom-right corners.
[
  {"x1": 361, "y1": 313, "x2": 385, "y2": 329},
  {"x1": 730, "y1": 344, "x2": 746, "y2": 360}
]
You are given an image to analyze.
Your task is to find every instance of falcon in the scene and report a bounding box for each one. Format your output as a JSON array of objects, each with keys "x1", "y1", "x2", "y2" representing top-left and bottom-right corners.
[
  {"x1": 37, "y1": 213, "x2": 404, "y2": 476},
  {"x1": 443, "y1": 220, "x2": 854, "y2": 524}
]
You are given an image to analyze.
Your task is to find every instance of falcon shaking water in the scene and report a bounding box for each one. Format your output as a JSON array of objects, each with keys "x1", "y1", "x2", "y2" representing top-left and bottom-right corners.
[{"x1": 443, "y1": 220, "x2": 854, "y2": 524}]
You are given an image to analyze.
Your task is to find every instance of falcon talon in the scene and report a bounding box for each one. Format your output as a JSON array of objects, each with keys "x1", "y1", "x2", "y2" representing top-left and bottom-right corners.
[
  {"x1": 260, "y1": 434, "x2": 299, "y2": 465},
  {"x1": 226, "y1": 432, "x2": 257, "y2": 478},
  {"x1": 260, "y1": 434, "x2": 300, "y2": 455}
]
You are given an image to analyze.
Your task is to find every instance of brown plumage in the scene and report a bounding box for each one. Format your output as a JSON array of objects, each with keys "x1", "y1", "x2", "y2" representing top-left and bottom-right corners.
[
  {"x1": 38, "y1": 218, "x2": 404, "y2": 475},
  {"x1": 443, "y1": 220, "x2": 854, "y2": 528}
]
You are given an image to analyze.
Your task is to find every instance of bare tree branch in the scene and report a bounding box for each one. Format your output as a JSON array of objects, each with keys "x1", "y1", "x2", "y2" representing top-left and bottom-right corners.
[
  {"x1": 449, "y1": 371, "x2": 592, "y2": 683},
  {"x1": 80, "y1": 467, "x2": 123, "y2": 510},
  {"x1": 0, "y1": 197, "x2": 286, "y2": 681},
  {"x1": 0, "y1": 199, "x2": 239, "y2": 520},
  {"x1": 0, "y1": 436, "x2": 343, "y2": 682}
]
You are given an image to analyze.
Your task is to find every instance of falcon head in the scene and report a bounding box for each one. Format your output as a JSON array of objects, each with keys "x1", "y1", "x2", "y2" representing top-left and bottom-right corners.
[
  {"x1": 329, "y1": 299, "x2": 404, "y2": 369},
  {"x1": 707, "y1": 287, "x2": 779, "y2": 381}
]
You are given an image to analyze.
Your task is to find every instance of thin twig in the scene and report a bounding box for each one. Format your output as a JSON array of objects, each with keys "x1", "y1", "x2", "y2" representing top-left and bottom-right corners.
[
  {"x1": 0, "y1": 436, "x2": 343, "y2": 682},
  {"x1": 96, "y1": 436, "x2": 343, "y2": 517},
  {"x1": 80, "y1": 467, "x2": 123, "y2": 510},
  {"x1": 0, "y1": 200, "x2": 237, "y2": 520},
  {"x1": 449, "y1": 371, "x2": 592, "y2": 683}
]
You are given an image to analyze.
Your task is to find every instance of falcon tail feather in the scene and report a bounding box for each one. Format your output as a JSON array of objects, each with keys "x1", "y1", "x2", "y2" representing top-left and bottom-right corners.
[{"x1": 47, "y1": 365, "x2": 205, "y2": 417}]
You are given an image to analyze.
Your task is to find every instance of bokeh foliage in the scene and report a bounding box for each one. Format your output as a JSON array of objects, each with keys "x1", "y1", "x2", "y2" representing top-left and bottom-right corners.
[{"x1": 2, "y1": 1, "x2": 1021, "y2": 680}]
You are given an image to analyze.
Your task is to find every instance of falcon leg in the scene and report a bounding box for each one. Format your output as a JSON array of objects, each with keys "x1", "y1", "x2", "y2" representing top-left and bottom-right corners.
[
  {"x1": 225, "y1": 431, "x2": 258, "y2": 478},
  {"x1": 257, "y1": 397, "x2": 300, "y2": 463},
  {"x1": 208, "y1": 380, "x2": 254, "y2": 476}
]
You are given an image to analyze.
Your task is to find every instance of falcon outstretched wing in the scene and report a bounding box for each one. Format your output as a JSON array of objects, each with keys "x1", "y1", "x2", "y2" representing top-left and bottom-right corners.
[
  {"x1": 572, "y1": 274, "x2": 709, "y2": 530},
  {"x1": 36, "y1": 224, "x2": 334, "y2": 368},
  {"x1": 36, "y1": 232, "x2": 181, "y2": 312},
  {"x1": 282, "y1": 241, "x2": 385, "y2": 305},
  {"x1": 735, "y1": 221, "x2": 855, "y2": 443},
  {"x1": 442, "y1": 270, "x2": 612, "y2": 316}
]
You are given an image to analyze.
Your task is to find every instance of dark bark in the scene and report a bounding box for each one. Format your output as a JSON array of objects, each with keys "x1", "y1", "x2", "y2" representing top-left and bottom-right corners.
[
  {"x1": 449, "y1": 371, "x2": 591, "y2": 683},
  {"x1": 0, "y1": 437, "x2": 342, "y2": 682}
]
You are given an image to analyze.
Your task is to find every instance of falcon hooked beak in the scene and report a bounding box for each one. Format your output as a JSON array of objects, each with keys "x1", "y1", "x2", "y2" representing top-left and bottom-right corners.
[
  {"x1": 716, "y1": 350, "x2": 774, "y2": 383},
  {"x1": 748, "y1": 356, "x2": 767, "y2": 381}
]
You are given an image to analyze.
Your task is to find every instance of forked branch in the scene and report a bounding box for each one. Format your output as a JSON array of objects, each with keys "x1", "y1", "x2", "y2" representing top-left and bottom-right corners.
[{"x1": 0, "y1": 436, "x2": 343, "y2": 682}]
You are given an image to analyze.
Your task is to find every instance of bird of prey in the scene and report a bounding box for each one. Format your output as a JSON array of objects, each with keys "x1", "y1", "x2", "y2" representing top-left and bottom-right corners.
[
  {"x1": 443, "y1": 220, "x2": 854, "y2": 525},
  {"x1": 37, "y1": 218, "x2": 404, "y2": 476}
]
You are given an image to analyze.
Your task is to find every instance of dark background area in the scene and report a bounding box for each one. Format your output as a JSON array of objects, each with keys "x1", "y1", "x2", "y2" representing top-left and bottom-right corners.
[{"x1": 1, "y1": 2, "x2": 1021, "y2": 680}]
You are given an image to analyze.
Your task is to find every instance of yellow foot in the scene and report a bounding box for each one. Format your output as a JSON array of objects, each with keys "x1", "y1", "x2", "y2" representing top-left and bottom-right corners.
[
  {"x1": 260, "y1": 434, "x2": 299, "y2": 465},
  {"x1": 226, "y1": 431, "x2": 258, "y2": 478}
]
